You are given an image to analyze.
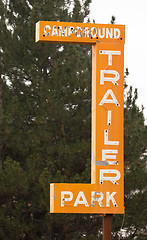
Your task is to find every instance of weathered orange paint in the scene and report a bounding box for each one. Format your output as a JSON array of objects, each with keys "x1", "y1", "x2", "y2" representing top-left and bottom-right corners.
[
  {"x1": 50, "y1": 43, "x2": 124, "y2": 214},
  {"x1": 35, "y1": 21, "x2": 125, "y2": 214},
  {"x1": 50, "y1": 183, "x2": 124, "y2": 214},
  {"x1": 36, "y1": 21, "x2": 125, "y2": 44},
  {"x1": 91, "y1": 42, "x2": 124, "y2": 213}
]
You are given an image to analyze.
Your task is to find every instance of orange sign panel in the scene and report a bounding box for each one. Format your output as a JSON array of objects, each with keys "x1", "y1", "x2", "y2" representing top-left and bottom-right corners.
[
  {"x1": 36, "y1": 21, "x2": 125, "y2": 45},
  {"x1": 91, "y1": 42, "x2": 124, "y2": 213},
  {"x1": 35, "y1": 21, "x2": 125, "y2": 214},
  {"x1": 50, "y1": 183, "x2": 123, "y2": 214}
]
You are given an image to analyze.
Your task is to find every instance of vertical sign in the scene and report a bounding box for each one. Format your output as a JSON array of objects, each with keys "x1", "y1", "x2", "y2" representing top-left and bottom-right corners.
[
  {"x1": 36, "y1": 21, "x2": 125, "y2": 214},
  {"x1": 91, "y1": 43, "x2": 124, "y2": 213}
]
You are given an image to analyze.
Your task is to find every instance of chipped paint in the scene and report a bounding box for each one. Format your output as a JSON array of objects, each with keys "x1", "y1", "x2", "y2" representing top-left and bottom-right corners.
[
  {"x1": 96, "y1": 161, "x2": 109, "y2": 166},
  {"x1": 37, "y1": 21, "x2": 125, "y2": 214},
  {"x1": 36, "y1": 21, "x2": 125, "y2": 44}
]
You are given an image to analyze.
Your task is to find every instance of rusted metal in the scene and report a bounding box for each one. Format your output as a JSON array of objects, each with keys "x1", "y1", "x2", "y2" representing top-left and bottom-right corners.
[{"x1": 103, "y1": 214, "x2": 112, "y2": 240}]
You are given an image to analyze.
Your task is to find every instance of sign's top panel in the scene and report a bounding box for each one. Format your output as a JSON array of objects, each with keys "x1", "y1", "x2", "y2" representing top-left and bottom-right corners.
[{"x1": 36, "y1": 21, "x2": 125, "y2": 45}]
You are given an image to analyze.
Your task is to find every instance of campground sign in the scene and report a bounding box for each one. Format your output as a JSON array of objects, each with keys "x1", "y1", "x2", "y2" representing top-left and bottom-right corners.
[
  {"x1": 36, "y1": 21, "x2": 125, "y2": 44},
  {"x1": 36, "y1": 21, "x2": 125, "y2": 214}
]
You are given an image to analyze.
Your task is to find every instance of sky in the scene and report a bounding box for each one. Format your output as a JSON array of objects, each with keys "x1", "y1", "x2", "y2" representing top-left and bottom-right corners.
[{"x1": 89, "y1": 0, "x2": 147, "y2": 124}]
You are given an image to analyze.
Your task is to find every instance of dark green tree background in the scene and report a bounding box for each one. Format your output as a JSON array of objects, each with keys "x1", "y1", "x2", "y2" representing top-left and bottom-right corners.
[{"x1": 0, "y1": 1, "x2": 146, "y2": 239}]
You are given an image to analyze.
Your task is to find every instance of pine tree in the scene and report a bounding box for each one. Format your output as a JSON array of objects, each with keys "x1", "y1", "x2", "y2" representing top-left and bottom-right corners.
[
  {"x1": 123, "y1": 86, "x2": 146, "y2": 239},
  {"x1": 111, "y1": 85, "x2": 147, "y2": 240},
  {"x1": 0, "y1": 0, "x2": 93, "y2": 239}
]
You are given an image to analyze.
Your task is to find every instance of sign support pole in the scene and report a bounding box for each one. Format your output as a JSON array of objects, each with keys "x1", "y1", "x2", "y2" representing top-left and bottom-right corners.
[{"x1": 103, "y1": 214, "x2": 112, "y2": 240}]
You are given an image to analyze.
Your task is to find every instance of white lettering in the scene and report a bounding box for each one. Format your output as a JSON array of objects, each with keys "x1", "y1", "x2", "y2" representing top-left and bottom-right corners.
[
  {"x1": 104, "y1": 130, "x2": 119, "y2": 145},
  {"x1": 44, "y1": 25, "x2": 51, "y2": 36},
  {"x1": 98, "y1": 28, "x2": 105, "y2": 38},
  {"x1": 99, "y1": 50, "x2": 121, "y2": 66},
  {"x1": 106, "y1": 28, "x2": 113, "y2": 38},
  {"x1": 61, "y1": 191, "x2": 73, "y2": 207},
  {"x1": 114, "y1": 28, "x2": 120, "y2": 39},
  {"x1": 60, "y1": 190, "x2": 119, "y2": 208},
  {"x1": 52, "y1": 25, "x2": 58, "y2": 36},
  {"x1": 106, "y1": 192, "x2": 118, "y2": 207},
  {"x1": 107, "y1": 110, "x2": 112, "y2": 125},
  {"x1": 102, "y1": 149, "x2": 118, "y2": 165},
  {"x1": 99, "y1": 89, "x2": 120, "y2": 106},
  {"x1": 83, "y1": 27, "x2": 90, "y2": 37},
  {"x1": 100, "y1": 70, "x2": 120, "y2": 85},
  {"x1": 100, "y1": 169, "x2": 121, "y2": 185},
  {"x1": 91, "y1": 27, "x2": 97, "y2": 38},
  {"x1": 75, "y1": 26, "x2": 82, "y2": 37},
  {"x1": 68, "y1": 26, "x2": 74, "y2": 37},
  {"x1": 91, "y1": 191, "x2": 103, "y2": 207},
  {"x1": 59, "y1": 26, "x2": 67, "y2": 37},
  {"x1": 74, "y1": 191, "x2": 89, "y2": 207},
  {"x1": 44, "y1": 25, "x2": 122, "y2": 40}
]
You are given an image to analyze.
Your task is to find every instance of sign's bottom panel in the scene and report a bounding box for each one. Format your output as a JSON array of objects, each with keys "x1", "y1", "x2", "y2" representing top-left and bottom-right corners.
[{"x1": 50, "y1": 183, "x2": 124, "y2": 214}]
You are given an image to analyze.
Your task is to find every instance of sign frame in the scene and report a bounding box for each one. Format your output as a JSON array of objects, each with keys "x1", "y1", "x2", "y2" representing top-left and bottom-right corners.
[{"x1": 35, "y1": 21, "x2": 125, "y2": 215}]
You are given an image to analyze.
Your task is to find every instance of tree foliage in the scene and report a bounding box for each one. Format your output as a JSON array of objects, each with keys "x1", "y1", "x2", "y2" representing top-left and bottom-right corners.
[
  {"x1": 112, "y1": 85, "x2": 147, "y2": 239},
  {"x1": 0, "y1": 0, "x2": 146, "y2": 239}
]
